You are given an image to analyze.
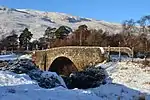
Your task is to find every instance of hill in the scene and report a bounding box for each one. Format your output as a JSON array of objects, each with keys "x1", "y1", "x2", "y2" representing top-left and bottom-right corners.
[{"x1": 0, "y1": 6, "x2": 122, "y2": 40}]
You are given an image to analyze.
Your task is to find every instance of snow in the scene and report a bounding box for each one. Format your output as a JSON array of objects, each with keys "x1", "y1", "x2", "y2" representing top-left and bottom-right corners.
[
  {"x1": 91, "y1": 84, "x2": 150, "y2": 100},
  {"x1": 0, "y1": 53, "x2": 18, "y2": 61},
  {"x1": 0, "y1": 7, "x2": 122, "y2": 40},
  {"x1": 99, "y1": 59, "x2": 150, "y2": 92},
  {"x1": 40, "y1": 71, "x2": 67, "y2": 88},
  {"x1": 99, "y1": 47, "x2": 105, "y2": 54},
  {"x1": 0, "y1": 69, "x2": 149, "y2": 100},
  {"x1": 18, "y1": 54, "x2": 32, "y2": 60},
  {"x1": 0, "y1": 55, "x2": 150, "y2": 100},
  {"x1": 0, "y1": 71, "x2": 37, "y2": 86},
  {"x1": 108, "y1": 62, "x2": 150, "y2": 93},
  {"x1": 93, "y1": 60, "x2": 150, "y2": 99},
  {"x1": 0, "y1": 71, "x2": 100, "y2": 100}
]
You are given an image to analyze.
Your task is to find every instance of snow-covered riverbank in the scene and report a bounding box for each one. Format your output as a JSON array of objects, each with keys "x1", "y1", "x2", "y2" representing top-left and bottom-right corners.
[{"x1": 0, "y1": 61, "x2": 150, "y2": 100}]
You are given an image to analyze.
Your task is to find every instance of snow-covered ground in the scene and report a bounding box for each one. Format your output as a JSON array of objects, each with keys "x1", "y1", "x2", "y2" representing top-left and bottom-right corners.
[
  {"x1": 0, "y1": 59, "x2": 150, "y2": 100},
  {"x1": 0, "y1": 71, "x2": 100, "y2": 100},
  {"x1": 108, "y1": 62, "x2": 150, "y2": 93}
]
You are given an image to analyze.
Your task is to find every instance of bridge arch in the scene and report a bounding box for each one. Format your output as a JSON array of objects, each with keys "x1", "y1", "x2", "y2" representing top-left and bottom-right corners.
[
  {"x1": 34, "y1": 46, "x2": 106, "y2": 73},
  {"x1": 48, "y1": 56, "x2": 78, "y2": 76}
]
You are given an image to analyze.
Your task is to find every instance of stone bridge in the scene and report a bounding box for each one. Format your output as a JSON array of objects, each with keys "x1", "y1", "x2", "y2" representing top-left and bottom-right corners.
[{"x1": 33, "y1": 46, "x2": 132, "y2": 76}]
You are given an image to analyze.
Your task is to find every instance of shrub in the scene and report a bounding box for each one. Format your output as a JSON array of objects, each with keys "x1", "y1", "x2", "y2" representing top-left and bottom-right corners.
[{"x1": 62, "y1": 65, "x2": 106, "y2": 89}]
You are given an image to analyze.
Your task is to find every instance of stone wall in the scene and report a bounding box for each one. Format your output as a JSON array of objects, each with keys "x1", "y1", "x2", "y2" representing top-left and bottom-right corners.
[{"x1": 103, "y1": 47, "x2": 132, "y2": 57}]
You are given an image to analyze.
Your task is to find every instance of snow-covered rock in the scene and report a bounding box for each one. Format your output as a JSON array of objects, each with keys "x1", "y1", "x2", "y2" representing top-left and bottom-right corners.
[
  {"x1": 38, "y1": 71, "x2": 67, "y2": 88},
  {"x1": 0, "y1": 59, "x2": 66, "y2": 89}
]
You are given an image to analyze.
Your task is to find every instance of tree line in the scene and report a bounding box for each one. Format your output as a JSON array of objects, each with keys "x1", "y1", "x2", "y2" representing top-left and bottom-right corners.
[{"x1": 1, "y1": 15, "x2": 150, "y2": 53}]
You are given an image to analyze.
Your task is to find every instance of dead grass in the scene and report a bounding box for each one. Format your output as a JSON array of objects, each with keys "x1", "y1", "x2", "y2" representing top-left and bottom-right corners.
[
  {"x1": 141, "y1": 59, "x2": 150, "y2": 68},
  {"x1": 143, "y1": 82, "x2": 150, "y2": 85}
]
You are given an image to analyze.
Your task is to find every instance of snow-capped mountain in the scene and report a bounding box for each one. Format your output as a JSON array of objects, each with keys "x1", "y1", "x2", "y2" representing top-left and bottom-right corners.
[{"x1": 0, "y1": 6, "x2": 122, "y2": 40}]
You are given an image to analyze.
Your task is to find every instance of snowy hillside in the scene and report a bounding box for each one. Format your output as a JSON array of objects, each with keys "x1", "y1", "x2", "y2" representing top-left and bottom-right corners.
[{"x1": 0, "y1": 6, "x2": 122, "y2": 40}]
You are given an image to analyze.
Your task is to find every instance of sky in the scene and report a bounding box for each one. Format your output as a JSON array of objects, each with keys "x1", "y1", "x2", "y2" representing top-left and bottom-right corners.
[{"x1": 0, "y1": 0, "x2": 149, "y2": 23}]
